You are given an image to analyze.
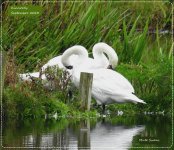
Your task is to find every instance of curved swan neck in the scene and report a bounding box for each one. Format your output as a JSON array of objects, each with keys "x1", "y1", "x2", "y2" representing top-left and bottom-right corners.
[
  {"x1": 61, "y1": 45, "x2": 88, "y2": 67},
  {"x1": 93, "y1": 42, "x2": 118, "y2": 68}
]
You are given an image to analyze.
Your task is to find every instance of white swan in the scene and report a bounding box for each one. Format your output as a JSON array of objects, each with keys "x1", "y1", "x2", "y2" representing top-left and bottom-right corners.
[
  {"x1": 19, "y1": 43, "x2": 118, "y2": 81},
  {"x1": 61, "y1": 46, "x2": 146, "y2": 110}
]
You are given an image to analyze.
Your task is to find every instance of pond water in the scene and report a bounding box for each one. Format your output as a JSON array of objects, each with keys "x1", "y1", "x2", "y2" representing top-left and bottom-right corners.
[{"x1": 2, "y1": 115, "x2": 172, "y2": 149}]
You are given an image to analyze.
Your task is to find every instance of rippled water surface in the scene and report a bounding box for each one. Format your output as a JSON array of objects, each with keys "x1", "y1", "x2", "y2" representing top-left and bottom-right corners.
[{"x1": 2, "y1": 115, "x2": 172, "y2": 149}]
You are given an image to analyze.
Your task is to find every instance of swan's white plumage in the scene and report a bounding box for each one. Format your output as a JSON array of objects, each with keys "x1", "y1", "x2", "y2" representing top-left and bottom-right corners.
[
  {"x1": 61, "y1": 45, "x2": 88, "y2": 67},
  {"x1": 93, "y1": 42, "x2": 118, "y2": 68},
  {"x1": 41, "y1": 55, "x2": 78, "y2": 72},
  {"x1": 19, "y1": 72, "x2": 46, "y2": 81}
]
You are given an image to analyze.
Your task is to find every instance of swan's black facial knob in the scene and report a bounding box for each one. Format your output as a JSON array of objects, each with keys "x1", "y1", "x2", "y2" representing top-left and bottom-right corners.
[
  {"x1": 65, "y1": 65, "x2": 73, "y2": 69},
  {"x1": 107, "y1": 65, "x2": 113, "y2": 70}
]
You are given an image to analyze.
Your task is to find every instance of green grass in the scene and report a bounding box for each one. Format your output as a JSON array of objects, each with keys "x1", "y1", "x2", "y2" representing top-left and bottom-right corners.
[{"x1": 2, "y1": 1, "x2": 172, "y2": 70}]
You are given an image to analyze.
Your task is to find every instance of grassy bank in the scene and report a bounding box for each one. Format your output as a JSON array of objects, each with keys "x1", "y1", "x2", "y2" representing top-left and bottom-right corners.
[{"x1": 1, "y1": 1, "x2": 173, "y2": 118}]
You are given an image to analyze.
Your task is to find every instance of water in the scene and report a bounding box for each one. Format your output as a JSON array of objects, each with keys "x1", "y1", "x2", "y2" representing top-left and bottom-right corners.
[{"x1": 2, "y1": 115, "x2": 172, "y2": 149}]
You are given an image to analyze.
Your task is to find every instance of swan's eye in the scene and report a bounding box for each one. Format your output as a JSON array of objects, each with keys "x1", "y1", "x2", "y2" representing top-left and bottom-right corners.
[
  {"x1": 66, "y1": 66, "x2": 73, "y2": 69},
  {"x1": 107, "y1": 65, "x2": 113, "y2": 70}
]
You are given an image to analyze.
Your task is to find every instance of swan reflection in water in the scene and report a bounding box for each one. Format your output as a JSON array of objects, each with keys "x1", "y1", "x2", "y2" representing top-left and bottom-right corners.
[
  {"x1": 20, "y1": 119, "x2": 144, "y2": 150},
  {"x1": 89, "y1": 121, "x2": 145, "y2": 150}
]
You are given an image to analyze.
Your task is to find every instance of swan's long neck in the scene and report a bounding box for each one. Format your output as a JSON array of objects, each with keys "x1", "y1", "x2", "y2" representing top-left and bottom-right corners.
[
  {"x1": 61, "y1": 45, "x2": 88, "y2": 67},
  {"x1": 93, "y1": 42, "x2": 118, "y2": 68}
]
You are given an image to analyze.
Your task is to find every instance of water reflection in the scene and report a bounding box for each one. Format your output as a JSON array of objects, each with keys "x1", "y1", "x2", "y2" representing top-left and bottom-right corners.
[
  {"x1": 90, "y1": 120, "x2": 144, "y2": 149},
  {"x1": 78, "y1": 119, "x2": 90, "y2": 149},
  {"x1": 2, "y1": 115, "x2": 172, "y2": 149}
]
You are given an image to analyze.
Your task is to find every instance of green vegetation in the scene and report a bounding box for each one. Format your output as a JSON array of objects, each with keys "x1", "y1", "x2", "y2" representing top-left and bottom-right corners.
[
  {"x1": 3, "y1": 77, "x2": 98, "y2": 118},
  {"x1": 1, "y1": 1, "x2": 173, "y2": 118}
]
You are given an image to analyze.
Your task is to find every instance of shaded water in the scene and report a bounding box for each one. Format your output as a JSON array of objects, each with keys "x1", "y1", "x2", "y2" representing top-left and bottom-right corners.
[{"x1": 2, "y1": 115, "x2": 172, "y2": 149}]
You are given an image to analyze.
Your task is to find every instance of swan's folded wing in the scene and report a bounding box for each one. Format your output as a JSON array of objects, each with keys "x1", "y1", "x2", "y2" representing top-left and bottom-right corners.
[
  {"x1": 92, "y1": 85, "x2": 131, "y2": 104},
  {"x1": 92, "y1": 69, "x2": 135, "y2": 93}
]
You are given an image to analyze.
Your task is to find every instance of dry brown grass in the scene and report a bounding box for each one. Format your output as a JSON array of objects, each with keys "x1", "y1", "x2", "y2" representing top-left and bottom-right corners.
[{"x1": 4, "y1": 51, "x2": 17, "y2": 86}]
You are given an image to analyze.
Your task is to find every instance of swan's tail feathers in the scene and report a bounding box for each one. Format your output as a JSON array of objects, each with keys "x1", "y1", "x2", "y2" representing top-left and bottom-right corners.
[
  {"x1": 137, "y1": 99, "x2": 146, "y2": 104},
  {"x1": 126, "y1": 94, "x2": 146, "y2": 104}
]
